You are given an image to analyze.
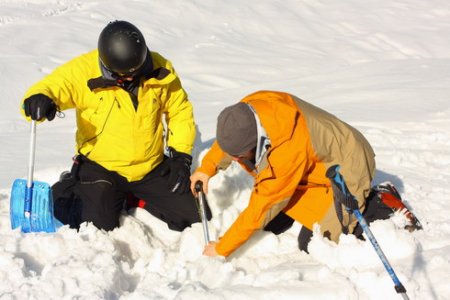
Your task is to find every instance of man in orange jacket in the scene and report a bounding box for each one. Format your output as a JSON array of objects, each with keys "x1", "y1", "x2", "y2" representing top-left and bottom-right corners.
[{"x1": 190, "y1": 90, "x2": 377, "y2": 257}]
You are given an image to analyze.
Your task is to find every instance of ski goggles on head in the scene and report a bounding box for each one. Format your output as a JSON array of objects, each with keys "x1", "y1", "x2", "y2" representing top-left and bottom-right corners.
[
  {"x1": 109, "y1": 68, "x2": 141, "y2": 81},
  {"x1": 113, "y1": 68, "x2": 140, "y2": 79},
  {"x1": 100, "y1": 59, "x2": 141, "y2": 80}
]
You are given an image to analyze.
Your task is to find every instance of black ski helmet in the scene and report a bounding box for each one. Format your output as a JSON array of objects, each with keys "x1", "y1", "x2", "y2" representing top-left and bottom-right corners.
[{"x1": 98, "y1": 20, "x2": 147, "y2": 76}]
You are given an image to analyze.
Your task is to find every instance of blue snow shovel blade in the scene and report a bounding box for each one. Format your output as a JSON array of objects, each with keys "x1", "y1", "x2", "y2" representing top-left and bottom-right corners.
[{"x1": 10, "y1": 179, "x2": 61, "y2": 233}]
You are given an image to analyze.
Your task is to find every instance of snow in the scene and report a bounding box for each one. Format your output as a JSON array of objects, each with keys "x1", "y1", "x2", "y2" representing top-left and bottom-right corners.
[{"x1": 1, "y1": 0, "x2": 450, "y2": 299}]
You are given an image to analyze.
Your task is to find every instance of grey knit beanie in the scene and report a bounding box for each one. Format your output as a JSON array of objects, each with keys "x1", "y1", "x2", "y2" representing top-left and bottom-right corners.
[{"x1": 216, "y1": 102, "x2": 257, "y2": 156}]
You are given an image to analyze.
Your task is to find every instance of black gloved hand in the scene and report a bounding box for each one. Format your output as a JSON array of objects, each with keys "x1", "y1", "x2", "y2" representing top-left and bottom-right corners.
[
  {"x1": 160, "y1": 147, "x2": 193, "y2": 194},
  {"x1": 23, "y1": 93, "x2": 57, "y2": 121}
]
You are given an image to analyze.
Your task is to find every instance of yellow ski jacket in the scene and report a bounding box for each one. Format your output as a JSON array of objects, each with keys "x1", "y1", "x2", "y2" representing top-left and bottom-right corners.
[
  {"x1": 21, "y1": 50, "x2": 195, "y2": 182},
  {"x1": 196, "y1": 91, "x2": 376, "y2": 256}
]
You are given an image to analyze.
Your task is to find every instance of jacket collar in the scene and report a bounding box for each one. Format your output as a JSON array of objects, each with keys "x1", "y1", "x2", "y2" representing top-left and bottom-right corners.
[
  {"x1": 242, "y1": 93, "x2": 299, "y2": 178},
  {"x1": 247, "y1": 103, "x2": 271, "y2": 168},
  {"x1": 237, "y1": 103, "x2": 271, "y2": 174},
  {"x1": 246, "y1": 94, "x2": 298, "y2": 149},
  {"x1": 87, "y1": 51, "x2": 171, "y2": 91}
]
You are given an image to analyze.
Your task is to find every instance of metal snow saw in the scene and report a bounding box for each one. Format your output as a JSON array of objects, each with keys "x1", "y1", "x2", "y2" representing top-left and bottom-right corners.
[{"x1": 10, "y1": 116, "x2": 61, "y2": 233}]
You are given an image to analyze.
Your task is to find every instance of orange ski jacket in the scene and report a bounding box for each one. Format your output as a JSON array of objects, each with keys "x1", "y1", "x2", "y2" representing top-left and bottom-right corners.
[{"x1": 196, "y1": 91, "x2": 376, "y2": 256}]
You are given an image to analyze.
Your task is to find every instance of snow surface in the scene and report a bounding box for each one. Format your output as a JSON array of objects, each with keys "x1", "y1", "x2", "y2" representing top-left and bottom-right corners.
[{"x1": 1, "y1": 0, "x2": 450, "y2": 299}]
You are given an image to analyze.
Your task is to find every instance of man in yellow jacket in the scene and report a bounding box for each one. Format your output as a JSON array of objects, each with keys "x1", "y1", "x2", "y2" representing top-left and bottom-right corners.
[
  {"x1": 191, "y1": 90, "x2": 376, "y2": 257},
  {"x1": 21, "y1": 20, "x2": 210, "y2": 231}
]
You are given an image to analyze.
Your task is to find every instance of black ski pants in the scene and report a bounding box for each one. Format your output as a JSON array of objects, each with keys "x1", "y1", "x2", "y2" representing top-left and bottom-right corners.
[{"x1": 53, "y1": 156, "x2": 211, "y2": 232}]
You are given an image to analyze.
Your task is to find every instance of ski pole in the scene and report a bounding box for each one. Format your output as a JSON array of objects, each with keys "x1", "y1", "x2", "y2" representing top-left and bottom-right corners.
[
  {"x1": 194, "y1": 181, "x2": 210, "y2": 246},
  {"x1": 326, "y1": 165, "x2": 410, "y2": 300}
]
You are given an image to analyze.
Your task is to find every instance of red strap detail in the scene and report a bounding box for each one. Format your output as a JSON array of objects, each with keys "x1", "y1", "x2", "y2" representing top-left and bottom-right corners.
[
  {"x1": 126, "y1": 194, "x2": 147, "y2": 209},
  {"x1": 138, "y1": 199, "x2": 146, "y2": 208}
]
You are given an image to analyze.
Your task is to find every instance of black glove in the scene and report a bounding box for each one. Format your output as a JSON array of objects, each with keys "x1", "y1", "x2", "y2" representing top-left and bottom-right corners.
[
  {"x1": 23, "y1": 94, "x2": 57, "y2": 121},
  {"x1": 160, "y1": 147, "x2": 193, "y2": 194}
]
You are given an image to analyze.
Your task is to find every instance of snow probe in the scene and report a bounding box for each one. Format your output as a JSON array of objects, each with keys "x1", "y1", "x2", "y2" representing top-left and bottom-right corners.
[
  {"x1": 10, "y1": 116, "x2": 60, "y2": 233},
  {"x1": 326, "y1": 165, "x2": 410, "y2": 300},
  {"x1": 194, "y1": 181, "x2": 210, "y2": 245}
]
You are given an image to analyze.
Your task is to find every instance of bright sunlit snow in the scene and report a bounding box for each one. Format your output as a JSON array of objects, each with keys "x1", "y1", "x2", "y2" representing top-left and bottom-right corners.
[{"x1": 1, "y1": 1, "x2": 449, "y2": 299}]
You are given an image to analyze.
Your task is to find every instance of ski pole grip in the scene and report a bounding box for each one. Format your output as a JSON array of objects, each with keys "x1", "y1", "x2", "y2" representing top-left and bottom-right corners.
[
  {"x1": 326, "y1": 165, "x2": 345, "y2": 192},
  {"x1": 325, "y1": 164, "x2": 339, "y2": 180},
  {"x1": 195, "y1": 181, "x2": 203, "y2": 193},
  {"x1": 326, "y1": 164, "x2": 359, "y2": 211}
]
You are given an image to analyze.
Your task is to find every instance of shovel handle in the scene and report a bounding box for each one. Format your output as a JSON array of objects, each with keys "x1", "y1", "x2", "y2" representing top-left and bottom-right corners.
[
  {"x1": 24, "y1": 118, "x2": 37, "y2": 214},
  {"x1": 27, "y1": 119, "x2": 37, "y2": 188}
]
